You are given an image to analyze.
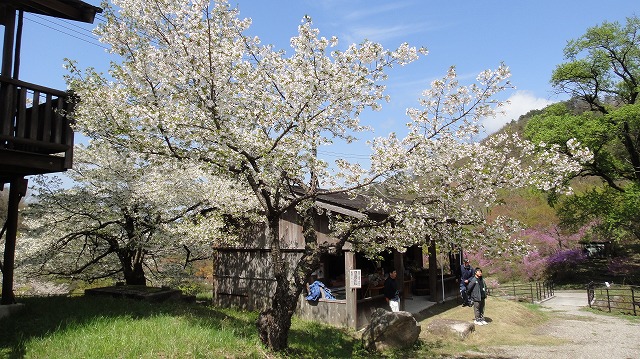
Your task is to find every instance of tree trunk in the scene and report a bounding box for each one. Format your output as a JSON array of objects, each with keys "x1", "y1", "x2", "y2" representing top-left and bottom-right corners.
[
  {"x1": 120, "y1": 250, "x2": 147, "y2": 286},
  {"x1": 125, "y1": 261, "x2": 146, "y2": 285},
  {"x1": 255, "y1": 204, "x2": 331, "y2": 351},
  {"x1": 256, "y1": 276, "x2": 301, "y2": 351},
  {"x1": 256, "y1": 214, "x2": 312, "y2": 351}
]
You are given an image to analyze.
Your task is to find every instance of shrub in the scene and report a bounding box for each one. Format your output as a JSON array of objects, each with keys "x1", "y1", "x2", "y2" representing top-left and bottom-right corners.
[{"x1": 545, "y1": 249, "x2": 587, "y2": 282}]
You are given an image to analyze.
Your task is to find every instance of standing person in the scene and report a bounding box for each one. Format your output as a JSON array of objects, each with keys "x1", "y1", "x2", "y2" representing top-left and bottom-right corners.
[
  {"x1": 459, "y1": 258, "x2": 474, "y2": 307},
  {"x1": 383, "y1": 269, "x2": 400, "y2": 312},
  {"x1": 467, "y1": 268, "x2": 487, "y2": 325}
]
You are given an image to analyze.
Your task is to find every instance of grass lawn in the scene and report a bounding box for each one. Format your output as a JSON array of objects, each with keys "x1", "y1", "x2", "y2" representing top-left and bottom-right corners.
[
  {"x1": 0, "y1": 295, "x2": 567, "y2": 358},
  {"x1": 0, "y1": 296, "x2": 362, "y2": 358}
]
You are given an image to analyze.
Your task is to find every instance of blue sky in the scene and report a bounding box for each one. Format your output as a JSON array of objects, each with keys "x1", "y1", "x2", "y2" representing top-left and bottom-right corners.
[{"x1": 7, "y1": 0, "x2": 638, "y2": 163}]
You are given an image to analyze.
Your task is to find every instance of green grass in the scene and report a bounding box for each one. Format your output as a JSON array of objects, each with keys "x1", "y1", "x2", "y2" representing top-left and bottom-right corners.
[
  {"x1": 582, "y1": 305, "x2": 640, "y2": 323},
  {"x1": 0, "y1": 296, "x2": 361, "y2": 358}
]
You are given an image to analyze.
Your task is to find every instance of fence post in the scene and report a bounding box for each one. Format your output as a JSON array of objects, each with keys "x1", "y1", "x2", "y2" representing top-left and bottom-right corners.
[
  {"x1": 545, "y1": 281, "x2": 549, "y2": 299},
  {"x1": 530, "y1": 283, "x2": 534, "y2": 303},
  {"x1": 606, "y1": 288, "x2": 611, "y2": 312},
  {"x1": 513, "y1": 283, "x2": 516, "y2": 302},
  {"x1": 536, "y1": 282, "x2": 540, "y2": 301}
]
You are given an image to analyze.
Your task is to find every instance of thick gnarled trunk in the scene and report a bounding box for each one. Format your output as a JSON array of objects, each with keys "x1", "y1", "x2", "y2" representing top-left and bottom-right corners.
[
  {"x1": 256, "y1": 210, "x2": 323, "y2": 351},
  {"x1": 256, "y1": 277, "x2": 300, "y2": 351},
  {"x1": 119, "y1": 249, "x2": 147, "y2": 286}
]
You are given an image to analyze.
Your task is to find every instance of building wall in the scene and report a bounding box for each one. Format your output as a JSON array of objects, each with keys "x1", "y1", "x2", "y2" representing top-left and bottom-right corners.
[
  {"x1": 212, "y1": 207, "x2": 438, "y2": 329},
  {"x1": 214, "y1": 248, "x2": 304, "y2": 311},
  {"x1": 296, "y1": 297, "x2": 348, "y2": 327}
]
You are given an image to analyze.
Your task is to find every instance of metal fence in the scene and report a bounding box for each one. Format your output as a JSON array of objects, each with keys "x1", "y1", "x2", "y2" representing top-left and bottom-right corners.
[
  {"x1": 587, "y1": 282, "x2": 640, "y2": 316},
  {"x1": 487, "y1": 281, "x2": 554, "y2": 304}
]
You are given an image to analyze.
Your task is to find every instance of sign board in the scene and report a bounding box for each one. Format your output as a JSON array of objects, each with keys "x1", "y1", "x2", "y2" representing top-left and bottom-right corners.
[{"x1": 349, "y1": 269, "x2": 362, "y2": 288}]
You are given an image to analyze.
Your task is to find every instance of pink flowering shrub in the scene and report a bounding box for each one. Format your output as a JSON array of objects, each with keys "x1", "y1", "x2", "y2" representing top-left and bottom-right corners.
[
  {"x1": 545, "y1": 248, "x2": 587, "y2": 282},
  {"x1": 465, "y1": 223, "x2": 593, "y2": 283},
  {"x1": 522, "y1": 251, "x2": 547, "y2": 281}
]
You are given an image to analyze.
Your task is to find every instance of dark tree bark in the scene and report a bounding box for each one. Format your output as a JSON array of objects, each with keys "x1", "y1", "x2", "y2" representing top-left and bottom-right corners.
[{"x1": 119, "y1": 248, "x2": 147, "y2": 286}]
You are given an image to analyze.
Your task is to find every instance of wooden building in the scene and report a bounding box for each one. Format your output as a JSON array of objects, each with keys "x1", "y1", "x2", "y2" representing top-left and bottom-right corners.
[
  {"x1": 0, "y1": 0, "x2": 101, "y2": 304},
  {"x1": 213, "y1": 191, "x2": 460, "y2": 329}
]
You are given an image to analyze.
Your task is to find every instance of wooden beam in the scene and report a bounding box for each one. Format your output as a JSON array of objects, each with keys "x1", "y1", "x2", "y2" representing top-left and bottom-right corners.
[
  {"x1": 0, "y1": 149, "x2": 68, "y2": 176},
  {"x1": 2, "y1": 0, "x2": 102, "y2": 24}
]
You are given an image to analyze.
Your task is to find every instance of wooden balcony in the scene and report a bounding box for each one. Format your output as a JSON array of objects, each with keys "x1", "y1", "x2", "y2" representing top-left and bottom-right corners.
[{"x1": 0, "y1": 75, "x2": 75, "y2": 182}]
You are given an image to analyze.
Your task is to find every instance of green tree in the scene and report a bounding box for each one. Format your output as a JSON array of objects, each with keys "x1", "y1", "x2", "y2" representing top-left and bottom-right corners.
[{"x1": 525, "y1": 16, "x2": 640, "y2": 241}]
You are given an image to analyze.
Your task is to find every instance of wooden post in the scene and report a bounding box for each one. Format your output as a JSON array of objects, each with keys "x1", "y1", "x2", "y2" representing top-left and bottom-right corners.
[
  {"x1": 1, "y1": 6, "x2": 16, "y2": 137},
  {"x1": 345, "y1": 251, "x2": 356, "y2": 329},
  {"x1": 1, "y1": 177, "x2": 27, "y2": 305},
  {"x1": 1, "y1": 6, "x2": 15, "y2": 77}
]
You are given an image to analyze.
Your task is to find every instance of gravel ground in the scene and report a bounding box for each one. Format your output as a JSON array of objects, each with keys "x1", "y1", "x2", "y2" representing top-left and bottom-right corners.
[{"x1": 484, "y1": 290, "x2": 640, "y2": 359}]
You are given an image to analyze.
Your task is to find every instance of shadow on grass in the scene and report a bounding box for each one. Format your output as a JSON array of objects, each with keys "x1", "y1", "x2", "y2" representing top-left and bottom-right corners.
[
  {"x1": 0, "y1": 295, "x2": 256, "y2": 358},
  {"x1": 284, "y1": 323, "x2": 361, "y2": 359},
  {"x1": 413, "y1": 299, "x2": 461, "y2": 321}
]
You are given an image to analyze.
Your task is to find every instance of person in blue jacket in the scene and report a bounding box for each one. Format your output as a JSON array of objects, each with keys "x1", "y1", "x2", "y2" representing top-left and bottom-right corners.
[
  {"x1": 467, "y1": 267, "x2": 488, "y2": 325},
  {"x1": 459, "y1": 258, "x2": 474, "y2": 306}
]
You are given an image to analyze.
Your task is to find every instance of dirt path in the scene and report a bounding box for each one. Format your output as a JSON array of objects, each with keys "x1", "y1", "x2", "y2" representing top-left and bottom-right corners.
[{"x1": 486, "y1": 290, "x2": 640, "y2": 359}]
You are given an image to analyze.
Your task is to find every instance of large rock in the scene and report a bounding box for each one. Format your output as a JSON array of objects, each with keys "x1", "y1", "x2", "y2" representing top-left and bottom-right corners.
[
  {"x1": 362, "y1": 308, "x2": 421, "y2": 351},
  {"x1": 424, "y1": 318, "x2": 474, "y2": 340}
]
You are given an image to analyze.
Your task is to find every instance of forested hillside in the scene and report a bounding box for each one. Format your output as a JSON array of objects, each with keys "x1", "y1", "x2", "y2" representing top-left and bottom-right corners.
[{"x1": 475, "y1": 96, "x2": 640, "y2": 286}]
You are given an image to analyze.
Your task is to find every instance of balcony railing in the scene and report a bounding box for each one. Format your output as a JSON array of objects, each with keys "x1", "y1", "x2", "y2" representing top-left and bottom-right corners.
[{"x1": 0, "y1": 75, "x2": 75, "y2": 174}]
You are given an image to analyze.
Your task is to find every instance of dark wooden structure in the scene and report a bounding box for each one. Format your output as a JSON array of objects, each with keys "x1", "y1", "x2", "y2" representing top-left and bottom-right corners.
[
  {"x1": 0, "y1": 0, "x2": 101, "y2": 304},
  {"x1": 213, "y1": 192, "x2": 460, "y2": 329}
]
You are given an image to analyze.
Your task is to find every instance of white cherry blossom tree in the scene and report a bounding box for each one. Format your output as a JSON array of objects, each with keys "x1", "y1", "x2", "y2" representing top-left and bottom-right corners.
[
  {"x1": 336, "y1": 66, "x2": 590, "y2": 258},
  {"x1": 18, "y1": 140, "x2": 255, "y2": 286},
  {"x1": 62, "y1": 0, "x2": 587, "y2": 350}
]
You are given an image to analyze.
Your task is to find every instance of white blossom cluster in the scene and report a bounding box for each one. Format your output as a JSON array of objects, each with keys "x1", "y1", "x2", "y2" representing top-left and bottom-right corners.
[{"x1": 345, "y1": 66, "x2": 589, "y2": 257}]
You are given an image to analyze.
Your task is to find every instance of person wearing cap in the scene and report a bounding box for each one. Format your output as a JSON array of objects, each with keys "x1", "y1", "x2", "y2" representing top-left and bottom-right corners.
[{"x1": 459, "y1": 258, "x2": 474, "y2": 307}]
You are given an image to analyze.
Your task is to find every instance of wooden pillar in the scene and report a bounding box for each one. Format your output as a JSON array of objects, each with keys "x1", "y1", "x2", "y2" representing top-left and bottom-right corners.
[
  {"x1": 428, "y1": 239, "x2": 438, "y2": 302},
  {"x1": 1, "y1": 6, "x2": 15, "y2": 77},
  {"x1": 1, "y1": 6, "x2": 16, "y2": 137},
  {"x1": 13, "y1": 10, "x2": 23, "y2": 79},
  {"x1": 345, "y1": 251, "x2": 356, "y2": 329},
  {"x1": 2, "y1": 177, "x2": 27, "y2": 305}
]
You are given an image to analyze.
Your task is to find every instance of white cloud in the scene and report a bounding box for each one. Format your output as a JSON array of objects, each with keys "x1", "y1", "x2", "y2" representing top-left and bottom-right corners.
[{"x1": 482, "y1": 90, "x2": 555, "y2": 134}]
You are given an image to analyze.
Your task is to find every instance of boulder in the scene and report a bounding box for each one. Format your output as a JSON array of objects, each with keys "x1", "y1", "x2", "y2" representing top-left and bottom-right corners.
[
  {"x1": 362, "y1": 308, "x2": 421, "y2": 351},
  {"x1": 424, "y1": 318, "x2": 474, "y2": 340}
]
